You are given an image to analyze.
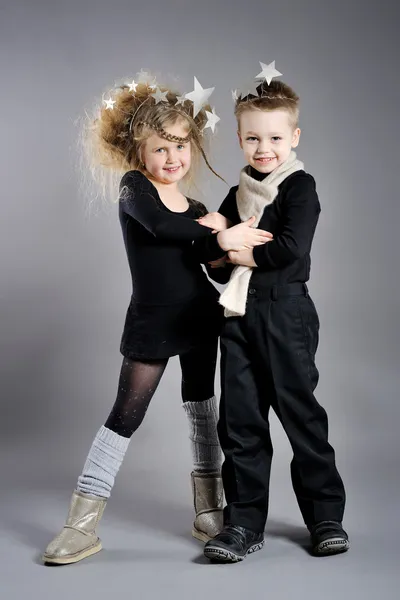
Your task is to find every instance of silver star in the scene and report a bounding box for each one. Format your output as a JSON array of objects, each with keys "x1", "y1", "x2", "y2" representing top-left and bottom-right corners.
[
  {"x1": 231, "y1": 89, "x2": 239, "y2": 102},
  {"x1": 204, "y1": 107, "x2": 220, "y2": 133},
  {"x1": 127, "y1": 79, "x2": 137, "y2": 92},
  {"x1": 104, "y1": 98, "x2": 116, "y2": 110},
  {"x1": 256, "y1": 60, "x2": 282, "y2": 85},
  {"x1": 175, "y1": 94, "x2": 186, "y2": 106},
  {"x1": 238, "y1": 79, "x2": 260, "y2": 100},
  {"x1": 185, "y1": 77, "x2": 215, "y2": 117},
  {"x1": 151, "y1": 87, "x2": 169, "y2": 104}
]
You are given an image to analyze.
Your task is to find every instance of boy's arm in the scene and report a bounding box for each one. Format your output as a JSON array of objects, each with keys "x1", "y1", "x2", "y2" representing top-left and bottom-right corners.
[{"x1": 252, "y1": 173, "x2": 321, "y2": 269}]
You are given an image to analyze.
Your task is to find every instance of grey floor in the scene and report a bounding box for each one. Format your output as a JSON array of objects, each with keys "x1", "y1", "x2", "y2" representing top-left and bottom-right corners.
[
  {"x1": 2, "y1": 427, "x2": 399, "y2": 600},
  {"x1": 1, "y1": 1, "x2": 399, "y2": 597}
]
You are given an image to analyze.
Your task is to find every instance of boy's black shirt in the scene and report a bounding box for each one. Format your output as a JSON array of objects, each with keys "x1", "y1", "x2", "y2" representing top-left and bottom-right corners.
[{"x1": 212, "y1": 169, "x2": 321, "y2": 287}]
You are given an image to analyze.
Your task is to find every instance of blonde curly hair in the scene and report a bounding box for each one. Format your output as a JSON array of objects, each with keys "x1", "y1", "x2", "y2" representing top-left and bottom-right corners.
[{"x1": 80, "y1": 78, "x2": 223, "y2": 211}]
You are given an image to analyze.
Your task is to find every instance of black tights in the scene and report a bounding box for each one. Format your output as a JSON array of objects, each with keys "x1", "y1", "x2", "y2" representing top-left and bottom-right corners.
[{"x1": 104, "y1": 340, "x2": 218, "y2": 438}]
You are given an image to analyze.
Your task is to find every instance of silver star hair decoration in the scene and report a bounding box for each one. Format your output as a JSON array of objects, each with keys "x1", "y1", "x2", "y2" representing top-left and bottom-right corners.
[
  {"x1": 151, "y1": 87, "x2": 169, "y2": 104},
  {"x1": 104, "y1": 98, "x2": 116, "y2": 110},
  {"x1": 185, "y1": 77, "x2": 215, "y2": 118},
  {"x1": 237, "y1": 79, "x2": 260, "y2": 100},
  {"x1": 175, "y1": 93, "x2": 186, "y2": 106},
  {"x1": 231, "y1": 89, "x2": 239, "y2": 102},
  {"x1": 127, "y1": 79, "x2": 138, "y2": 93},
  {"x1": 204, "y1": 108, "x2": 220, "y2": 133},
  {"x1": 256, "y1": 60, "x2": 282, "y2": 85}
]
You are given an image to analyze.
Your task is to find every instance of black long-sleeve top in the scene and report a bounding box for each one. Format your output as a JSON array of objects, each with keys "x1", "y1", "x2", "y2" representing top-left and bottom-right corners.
[
  {"x1": 208, "y1": 169, "x2": 321, "y2": 287},
  {"x1": 118, "y1": 170, "x2": 226, "y2": 304}
]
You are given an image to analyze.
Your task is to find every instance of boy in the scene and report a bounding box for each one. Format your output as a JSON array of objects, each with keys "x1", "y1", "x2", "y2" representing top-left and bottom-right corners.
[{"x1": 199, "y1": 78, "x2": 349, "y2": 562}]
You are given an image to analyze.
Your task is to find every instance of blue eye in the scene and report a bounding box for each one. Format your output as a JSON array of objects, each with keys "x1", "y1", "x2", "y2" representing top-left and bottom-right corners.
[
  {"x1": 155, "y1": 148, "x2": 165, "y2": 153},
  {"x1": 177, "y1": 144, "x2": 185, "y2": 150}
]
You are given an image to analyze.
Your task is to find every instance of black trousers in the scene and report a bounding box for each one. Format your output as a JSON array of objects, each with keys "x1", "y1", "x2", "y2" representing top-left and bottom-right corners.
[{"x1": 218, "y1": 282, "x2": 346, "y2": 533}]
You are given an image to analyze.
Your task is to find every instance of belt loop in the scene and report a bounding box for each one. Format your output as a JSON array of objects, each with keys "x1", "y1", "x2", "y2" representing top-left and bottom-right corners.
[
  {"x1": 271, "y1": 285, "x2": 278, "y2": 301},
  {"x1": 303, "y1": 283, "x2": 309, "y2": 297}
]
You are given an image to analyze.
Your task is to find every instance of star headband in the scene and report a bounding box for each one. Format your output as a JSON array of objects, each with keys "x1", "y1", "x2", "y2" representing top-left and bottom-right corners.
[
  {"x1": 103, "y1": 71, "x2": 221, "y2": 135},
  {"x1": 232, "y1": 60, "x2": 293, "y2": 102}
]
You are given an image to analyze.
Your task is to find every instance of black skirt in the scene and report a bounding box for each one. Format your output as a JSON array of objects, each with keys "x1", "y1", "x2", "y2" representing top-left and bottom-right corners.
[{"x1": 120, "y1": 286, "x2": 223, "y2": 360}]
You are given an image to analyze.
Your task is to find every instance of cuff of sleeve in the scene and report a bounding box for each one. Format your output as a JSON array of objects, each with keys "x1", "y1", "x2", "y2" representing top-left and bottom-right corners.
[
  {"x1": 208, "y1": 233, "x2": 227, "y2": 260},
  {"x1": 252, "y1": 244, "x2": 267, "y2": 268}
]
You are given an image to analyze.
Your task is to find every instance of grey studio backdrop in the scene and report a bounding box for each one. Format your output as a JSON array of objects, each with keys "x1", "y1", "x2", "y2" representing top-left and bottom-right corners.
[{"x1": 0, "y1": 0, "x2": 399, "y2": 598}]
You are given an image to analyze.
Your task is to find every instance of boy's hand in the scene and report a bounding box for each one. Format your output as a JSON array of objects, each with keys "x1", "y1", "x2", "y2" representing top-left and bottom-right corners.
[
  {"x1": 197, "y1": 212, "x2": 232, "y2": 232},
  {"x1": 217, "y1": 217, "x2": 273, "y2": 251},
  {"x1": 227, "y1": 249, "x2": 257, "y2": 268}
]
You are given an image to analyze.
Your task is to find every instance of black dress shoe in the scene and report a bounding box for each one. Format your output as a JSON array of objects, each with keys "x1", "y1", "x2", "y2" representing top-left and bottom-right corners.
[
  {"x1": 203, "y1": 524, "x2": 264, "y2": 563},
  {"x1": 310, "y1": 521, "x2": 350, "y2": 555}
]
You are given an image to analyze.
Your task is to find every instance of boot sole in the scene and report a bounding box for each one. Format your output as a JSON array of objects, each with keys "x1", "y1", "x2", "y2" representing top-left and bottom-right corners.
[
  {"x1": 43, "y1": 541, "x2": 102, "y2": 565},
  {"x1": 313, "y1": 538, "x2": 350, "y2": 556},
  {"x1": 204, "y1": 539, "x2": 264, "y2": 563}
]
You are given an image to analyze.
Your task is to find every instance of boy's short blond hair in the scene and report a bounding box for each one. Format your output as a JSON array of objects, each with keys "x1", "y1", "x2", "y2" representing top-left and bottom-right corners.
[{"x1": 235, "y1": 80, "x2": 300, "y2": 130}]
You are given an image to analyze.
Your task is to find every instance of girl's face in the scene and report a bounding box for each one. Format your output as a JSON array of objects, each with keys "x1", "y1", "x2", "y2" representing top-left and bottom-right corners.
[
  {"x1": 141, "y1": 119, "x2": 192, "y2": 185},
  {"x1": 238, "y1": 109, "x2": 300, "y2": 174}
]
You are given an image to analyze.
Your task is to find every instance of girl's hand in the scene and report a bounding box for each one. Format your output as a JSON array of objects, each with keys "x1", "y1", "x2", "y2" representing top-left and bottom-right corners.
[
  {"x1": 217, "y1": 217, "x2": 273, "y2": 251},
  {"x1": 227, "y1": 249, "x2": 257, "y2": 268},
  {"x1": 208, "y1": 256, "x2": 228, "y2": 269},
  {"x1": 197, "y1": 212, "x2": 232, "y2": 232}
]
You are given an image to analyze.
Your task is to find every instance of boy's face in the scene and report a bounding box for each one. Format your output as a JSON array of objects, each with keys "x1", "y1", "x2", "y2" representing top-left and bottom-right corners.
[{"x1": 237, "y1": 109, "x2": 301, "y2": 174}]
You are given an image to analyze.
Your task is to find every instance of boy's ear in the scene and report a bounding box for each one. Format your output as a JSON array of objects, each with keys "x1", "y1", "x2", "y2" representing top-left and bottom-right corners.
[
  {"x1": 237, "y1": 130, "x2": 243, "y2": 149},
  {"x1": 291, "y1": 128, "x2": 301, "y2": 148}
]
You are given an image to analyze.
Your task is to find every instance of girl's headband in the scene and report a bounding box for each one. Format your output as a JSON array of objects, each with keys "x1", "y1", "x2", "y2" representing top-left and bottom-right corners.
[{"x1": 103, "y1": 71, "x2": 220, "y2": 135}]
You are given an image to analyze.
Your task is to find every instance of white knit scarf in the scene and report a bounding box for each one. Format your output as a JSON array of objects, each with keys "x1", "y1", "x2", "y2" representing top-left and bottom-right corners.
[{"x1": 219, "y1": 151, "x2": 304, "y2": 318}]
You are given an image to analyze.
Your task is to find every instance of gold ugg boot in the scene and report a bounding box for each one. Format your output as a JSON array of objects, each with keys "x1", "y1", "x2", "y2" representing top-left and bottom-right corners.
[
  {"x1": 191, "y1": 471, "x2": 224, "y2": 542},
  {"x1": 43, "y1": 490, "x2": 107, "y2": 565}
]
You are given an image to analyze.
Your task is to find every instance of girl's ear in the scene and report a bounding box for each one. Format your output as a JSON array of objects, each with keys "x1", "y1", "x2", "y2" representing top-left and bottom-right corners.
[{"x1": 237, "y1": 130, "x2": 243, "y2": 149}]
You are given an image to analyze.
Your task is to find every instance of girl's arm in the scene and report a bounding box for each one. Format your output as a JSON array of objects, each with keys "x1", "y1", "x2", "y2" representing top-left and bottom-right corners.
[
  {"x1": 120, "y1": 171, "x2": 215, "y2": 242},
  {"x1": 191, "y1": 187, "x2": 241, "y2": 265},
  {"x1": 191, "y1": 189, "x2": 243, "y2": 284}
]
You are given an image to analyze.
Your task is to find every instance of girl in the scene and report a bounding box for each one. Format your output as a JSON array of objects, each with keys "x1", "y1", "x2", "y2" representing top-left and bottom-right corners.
[{"x1": 43, "y1": 74, "x2": 271, "y2": 565}]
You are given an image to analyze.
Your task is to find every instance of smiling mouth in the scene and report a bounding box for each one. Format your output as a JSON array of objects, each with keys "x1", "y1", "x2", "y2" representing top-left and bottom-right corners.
[
  {"x1": 164, "y1": 166, "x2": 181, "y2": 172},
  {"x1": 255, "y1": 157, "x2": 275, "y2": 163}
]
